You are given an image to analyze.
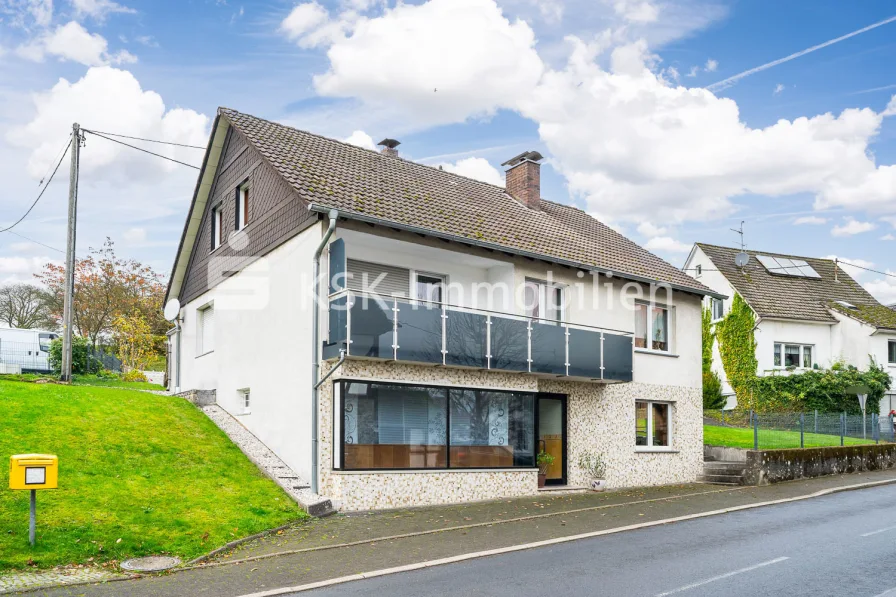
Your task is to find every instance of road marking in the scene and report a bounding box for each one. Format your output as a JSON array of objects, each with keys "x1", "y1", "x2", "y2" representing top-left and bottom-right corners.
[
  {"x1": 229, "y1": 478, "x2": 896, "y2": 597},
  {"x1": 861, "y1": 525, "x2": 896, "y2": 537},
  {"x1": 654, "y1": 557, "x2": 790, "y2": 597}
]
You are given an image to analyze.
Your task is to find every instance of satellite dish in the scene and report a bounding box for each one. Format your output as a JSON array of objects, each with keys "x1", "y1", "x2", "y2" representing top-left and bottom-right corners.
[
  {"x1": 163, "y1": 299, "x2": 181, "y2": 322},
  {"x1": 734, "y1": 252, "x2": 749, "y2": 267}
]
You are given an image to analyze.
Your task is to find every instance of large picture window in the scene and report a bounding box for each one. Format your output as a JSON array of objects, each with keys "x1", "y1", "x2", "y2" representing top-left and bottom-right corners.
[
  {"x1": 339, "y1": 381, "x2": 536, "y2": 470},
  {"x1": 773, "y1": 343, "x2": 813, "y2": 368}
]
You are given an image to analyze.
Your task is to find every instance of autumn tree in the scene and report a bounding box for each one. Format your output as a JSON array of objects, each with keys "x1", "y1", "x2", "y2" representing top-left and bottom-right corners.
[
  {"x1": 113, "y1": 312, "x2": 155, "y2": 372},
  {"x1": 0, "y1": 283, "x2": 56, "y2": 329},
  {"x1": 36, "y1": 238, "x2": 168, "y2": 350}
]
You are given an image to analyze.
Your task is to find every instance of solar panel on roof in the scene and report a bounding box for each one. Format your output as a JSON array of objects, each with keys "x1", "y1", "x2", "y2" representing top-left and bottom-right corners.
[{"x1": 756, "y1": 254, "x2": 821, "y2": 279}]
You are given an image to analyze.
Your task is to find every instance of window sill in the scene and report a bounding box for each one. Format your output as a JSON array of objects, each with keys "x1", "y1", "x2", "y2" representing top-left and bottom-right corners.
[
  {"x1": 634, "y1": 447, "x2": 679, "y2": 453},
  {"x1": 634, "y1": 349, "x2": 679, "y2": 358},
  {"x1": 331, "y1": 468, "x2": 539, "y2": 475}
]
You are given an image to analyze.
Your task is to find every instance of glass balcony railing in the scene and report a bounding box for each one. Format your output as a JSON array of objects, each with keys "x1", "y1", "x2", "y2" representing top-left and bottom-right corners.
[{"x1": 323, "y1": 291, "x2": 633, "y2": 382}]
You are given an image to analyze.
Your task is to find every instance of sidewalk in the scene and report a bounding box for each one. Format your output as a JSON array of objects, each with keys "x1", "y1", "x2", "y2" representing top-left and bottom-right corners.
[{"x1": 23, "y1": 469, "x2": 896, "y2": 597}]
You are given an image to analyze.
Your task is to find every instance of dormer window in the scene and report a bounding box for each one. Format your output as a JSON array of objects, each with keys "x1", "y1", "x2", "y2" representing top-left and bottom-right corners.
[{"x1": 236, "y1": 182, "x2": 250, "y2": 231}]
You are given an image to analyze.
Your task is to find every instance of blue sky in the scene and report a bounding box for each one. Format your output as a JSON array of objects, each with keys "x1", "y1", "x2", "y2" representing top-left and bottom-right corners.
[{"x1": 0, "y1": 0, "x2": 894, "y2": 301}]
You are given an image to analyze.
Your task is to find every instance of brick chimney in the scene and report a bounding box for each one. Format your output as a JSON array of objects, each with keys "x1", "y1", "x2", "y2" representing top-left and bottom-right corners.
[
  {"x1": 378, "y1": 138, "x2": 400, "y2": 157},
  {"x1": 502, "y1": 151, "x2": 544, "y2": 210}
]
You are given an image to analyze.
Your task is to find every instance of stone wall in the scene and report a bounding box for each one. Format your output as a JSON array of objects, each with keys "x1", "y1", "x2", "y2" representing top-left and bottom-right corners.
[
  {"x1": 744, "y1": 444, "x2": 896, "y2": 485},
  {"x1": 177, "y1": 389, "x2": 216, "y2": 406},
  {"x1": 318, "y1": 360, "x2": 704, "y2": 511}
]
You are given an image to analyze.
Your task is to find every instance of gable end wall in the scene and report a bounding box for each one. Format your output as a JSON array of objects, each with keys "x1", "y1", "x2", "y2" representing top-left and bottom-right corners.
[{"x1": 179, "y1": 125, "x2": 318, "y2": 305}]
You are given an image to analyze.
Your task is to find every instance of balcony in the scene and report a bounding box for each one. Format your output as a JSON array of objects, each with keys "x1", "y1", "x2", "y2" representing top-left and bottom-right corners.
[{"x1": 323, "y1": 291, "x2": 633, "y2": 383}]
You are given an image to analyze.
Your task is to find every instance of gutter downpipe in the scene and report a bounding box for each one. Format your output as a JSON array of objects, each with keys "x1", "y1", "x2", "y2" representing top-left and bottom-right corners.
[{"x1": 311, "y1": 209, "x2": 339, "y2": 496}]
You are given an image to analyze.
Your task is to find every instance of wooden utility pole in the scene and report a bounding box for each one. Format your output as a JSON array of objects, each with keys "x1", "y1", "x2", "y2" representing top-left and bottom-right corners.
[{"x1": 60, "y1": 123, "x2": 81, "y2": 382}]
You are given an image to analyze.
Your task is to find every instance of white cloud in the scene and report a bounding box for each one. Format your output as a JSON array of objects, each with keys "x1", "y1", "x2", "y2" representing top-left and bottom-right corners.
[
  {"x1": 636, "y1": 221, "x2": 668, "y2": 236},
  {"x1": 773, "y1": 83, "x2": 785, "y2": 95},
  {"x1": 793, "y1": 216, "x2": 827, "y2": 225},
  {"x1": 122, "y1": 227, "x2": 146, "y2": 244},
  {"x1": 516, "y1": 38, "x2": 896, "y2": 223},
  {"x1": 686, "y1": 65, "x2": 699, "y2": 77},
  {"x1": 881, "y1": 234, "x2": 896, "y2": 241},
  {"x1": 7, "y1": 66, "x2": 209, "y2": 184},
  {"x1": 644, "y1": 236, "x2": 691, "y2": 253},
  {"x1": 609, "y1": 0, "x2": 659, "y2": 23},
  {"x1": 288, "y1": 0, "x2": 544, "y2": 128},
  {"x1": 4, "y1": 0, "x2": 54, "y2": 27},
  {"x1": 343, "y1": 129, "x2": 376, "y2": 150},
  {"x1": 0, "y1": 256, "x2": 56, "y2": 285},
  {"x1": 704, "y1": 58, "x2": 717, "y2": 72},
  {"x1": 831, "y1": 219, "x2": 876, "y2": 237},
  {"x1": 16, "y1": 21, "x2": 137, "y2": 66},
  {"x1": 70, "y1": 0, "x2": 135, "y2": 19},
  {"x1": 438, "y1": 157, "x2": 503, "y2": 186},
  {"x1": 864, "y1": 274, "x2": 896, "y2": 305}
]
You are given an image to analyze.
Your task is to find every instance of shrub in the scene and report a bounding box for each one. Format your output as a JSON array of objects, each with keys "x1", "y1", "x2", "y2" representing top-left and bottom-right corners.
[
  {"x1": 48, "y1": 336, "x2": 95, "y2": 374},
  {"x1": 752, "y1": 358, "x2": 890, "y2": 414},
  {"x1": 703, "y1": 370, "x2": 726, "y2": 409},
  {"x1": 122, "y1": 369, "x2": 148, "y2": 383}
]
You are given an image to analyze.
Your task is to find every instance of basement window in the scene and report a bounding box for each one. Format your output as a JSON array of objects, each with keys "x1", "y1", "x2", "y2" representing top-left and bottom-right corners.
[{"x1": 238, "y1": 388, "x2": 250, "y2": 415}]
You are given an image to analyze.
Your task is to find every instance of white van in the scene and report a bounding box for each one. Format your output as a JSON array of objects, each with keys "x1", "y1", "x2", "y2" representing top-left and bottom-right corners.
[{"x1": 0, "y1": 328, "x2": 59, "y2": 373}]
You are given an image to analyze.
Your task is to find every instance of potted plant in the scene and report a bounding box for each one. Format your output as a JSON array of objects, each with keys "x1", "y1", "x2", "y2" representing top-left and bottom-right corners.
[
  {"x1": 536, "y1": 450, "x2": 555, "y2": 488},
  {"x1": 578, "y1": 451, "x2": 606, "y2": 492}
]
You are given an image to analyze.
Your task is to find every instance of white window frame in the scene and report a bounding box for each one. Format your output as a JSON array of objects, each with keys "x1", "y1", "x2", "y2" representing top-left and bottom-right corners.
[
  {"x1": 237, "y1": 182, "x2": 250, "y2": 231},
  {"x1": 238, "y1": 388, "x2": 251, "y2": 415},
  {"x1": 710, "y1": 297, "x2": 724, "y2": 322},
  {"x1": 773, "y1": 343, "x2": 813, "y2": 369},
  {"x1": 411, "y1": 270, "x2": 448, "y2": 304},
  {"x1": 694, "y1": 264, "x2": 702, "y2": 278},
  {"x1": 211, "y1": 205, "x2": 224, "y2": 250},
  {"x1": 635, "y1": 400, "x2": 673, "y2": 451},
  {"x1": 888, "y1": 340, "x2": 896, "y2": 366},
  {"x1": 634, "y1": 301, "x2": 673, "y2": 354},
  {"x1": 524, "y1": 277, "x2": 565, "y2": 324},
  {"x1": 196, "y1": 302, "x2": 214, "y2": 356}
]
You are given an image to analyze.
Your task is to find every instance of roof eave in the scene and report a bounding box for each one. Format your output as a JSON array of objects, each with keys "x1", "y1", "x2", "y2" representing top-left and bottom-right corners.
[{"x1": 309, "y1": 204, "x2": 726, "y2": 300}]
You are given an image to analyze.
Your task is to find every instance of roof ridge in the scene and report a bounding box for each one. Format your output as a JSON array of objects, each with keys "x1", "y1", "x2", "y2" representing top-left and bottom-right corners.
[
  {"x1": 220, "y1": 106, "x2": 521, "y2": 194},
  {"x1": 696, "y1": 241, "x2": 837, "y2": 265}
]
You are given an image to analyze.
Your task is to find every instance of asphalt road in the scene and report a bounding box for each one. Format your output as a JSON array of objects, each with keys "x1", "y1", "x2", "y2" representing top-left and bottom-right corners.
[{"x1": 299, "y1": 483, "x2": 896, "y2": 597}]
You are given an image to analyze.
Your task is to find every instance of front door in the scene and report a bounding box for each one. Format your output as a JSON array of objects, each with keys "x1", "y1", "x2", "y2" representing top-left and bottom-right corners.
[{"x1": 537, "y1": 394, "x2": 566, "y2": 485}]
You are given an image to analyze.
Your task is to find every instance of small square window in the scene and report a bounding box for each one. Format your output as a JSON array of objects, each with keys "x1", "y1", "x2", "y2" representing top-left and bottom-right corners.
[
  {"x1": 238, "y1": 389, "x2": 250, "y2": 414},
  {"x1": 711, "y1": 298, "x2": 724, "y2": 321},
  {"x1": 889, "y1": 341, "x2": 896, "y2": 365},
  {"x1": 635, "y1": 304, "x2": 670, "y2": 352},
  {"x1": 695, "y1": 264, "x2": 702, "y2": 277}
]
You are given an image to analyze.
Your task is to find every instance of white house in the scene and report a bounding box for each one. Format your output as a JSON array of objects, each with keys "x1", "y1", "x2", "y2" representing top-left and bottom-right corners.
[
  {"x1": 164, "y1": 108, "x2": 721, "y2": 512},
  {"x1": 684, "y1": 243, "x2": 896, "y2": 413}
]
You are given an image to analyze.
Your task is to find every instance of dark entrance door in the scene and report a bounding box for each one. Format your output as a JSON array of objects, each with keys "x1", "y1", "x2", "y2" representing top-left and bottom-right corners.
[{"x1": 537, "y1": 394, "x2": 567, "y2": 485}]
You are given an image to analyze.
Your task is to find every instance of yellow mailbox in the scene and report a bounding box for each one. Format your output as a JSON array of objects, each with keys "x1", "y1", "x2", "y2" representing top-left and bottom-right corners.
[{"x1": 9, "y1": 454, "x2": 58, "y2": 490}]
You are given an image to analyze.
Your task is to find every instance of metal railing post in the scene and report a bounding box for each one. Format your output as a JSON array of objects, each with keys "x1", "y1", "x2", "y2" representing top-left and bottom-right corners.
[
  {"x1": 752, "y1": 411, "x2": 759, "y2": 450},
  {"x1": 840, "y1": 412, "x2": 845, "y2": 447},
  {"x1": 890, "y1": 414, "x2": 895, "y2": 443},
  {"x1": 800, "y1": 413, "x2": 805, "y2": 449},
  {"x1": 814, "y1": 409, "x2": 818, "y2": 434},
  {"x1": 873, "y1": 413, "x2": 879, "y2": 444}
]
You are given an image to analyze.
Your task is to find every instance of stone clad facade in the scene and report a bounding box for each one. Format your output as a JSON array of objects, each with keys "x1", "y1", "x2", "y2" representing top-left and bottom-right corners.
[{"x1": 319, "y1": 361, "x2": 702, "y2": 511}]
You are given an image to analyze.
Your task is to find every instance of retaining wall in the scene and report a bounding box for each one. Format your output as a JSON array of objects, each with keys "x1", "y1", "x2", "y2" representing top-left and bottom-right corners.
[{"x1": 742, "y1": 444, "x2": 896, "y2": 485}]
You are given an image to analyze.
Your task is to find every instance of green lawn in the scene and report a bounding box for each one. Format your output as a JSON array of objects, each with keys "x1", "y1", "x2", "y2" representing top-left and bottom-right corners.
[
  {"x1": 705, "y1": 424, "x2": 874, "y2": 449},
  {"x1": 0, "y1": 379, "x2": 305, "y2": 571},
  {"x1": 0, "y1": 374, "x2": 165, "y2": 391}
]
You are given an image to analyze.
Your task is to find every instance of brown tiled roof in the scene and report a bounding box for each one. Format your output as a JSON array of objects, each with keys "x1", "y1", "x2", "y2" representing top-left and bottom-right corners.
[
  {"x1": 697, "y1": 243, "x2": 883, "y2": 324},
  {"x1": 219, "y1": 108, "x2": 715, "y2": 296}
]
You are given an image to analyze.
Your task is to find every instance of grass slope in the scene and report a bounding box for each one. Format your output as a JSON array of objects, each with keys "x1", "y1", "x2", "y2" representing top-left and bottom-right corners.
[
  {"x1": 0, "y1": 380, "x2": 304, "y2": 570},
  {"x1": 704, "y1": 424, "x2": 872, "y2": 449}
]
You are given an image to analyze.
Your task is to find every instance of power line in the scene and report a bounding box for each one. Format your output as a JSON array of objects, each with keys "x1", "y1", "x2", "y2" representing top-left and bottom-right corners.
[
  {"x1": 836, "y1": 259, "x2": 896, "y2": 280},
  {"x1": 83, "y1": 129, "x2": 206, "y2": 150},
  {"x1": 38, "y1": 134, "x2": 73, "y2": 186},
  {"x1": 683, "y1": 260, "x2": 896, "y2": 279},
  {"x1": 5, "y1": 230, "x2": 63, "y2": 253},
  {"x1": 82, "y1": 129, "x2": 201, "y2": 170},
  {"x1": 0, "y1": 139, "x2": 71, "y2": 233}
]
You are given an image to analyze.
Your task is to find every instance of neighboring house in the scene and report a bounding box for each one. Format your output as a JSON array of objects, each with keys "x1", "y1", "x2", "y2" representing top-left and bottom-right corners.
[
  {"x1": 685, "y1": 243, "x2": 896, "y2": 413},
  {"x1": 165, "y1": 108, "x2": 720, "y2": 511}
]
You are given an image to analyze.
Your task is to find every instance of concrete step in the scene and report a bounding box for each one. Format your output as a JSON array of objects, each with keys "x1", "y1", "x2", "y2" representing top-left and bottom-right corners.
[
  {"x1": 698, "y1": 473, "x2": 744, "y2": 485},
  {"x1": 703, "y1": 462, "x2": 747, "y2": 476}
]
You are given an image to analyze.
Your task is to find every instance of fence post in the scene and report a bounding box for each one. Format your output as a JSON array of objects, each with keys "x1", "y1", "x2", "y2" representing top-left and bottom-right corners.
[
  {"x1": 753, "y1": 411, "x2": 759, "y2": 451},
  {"x1": 873, "y1": 413, "x2": 879, "y2": 444},
  {"x1": 814, "y1": 409, "x2": 818, "y2": 434},
  {"x1": 891, "y1": 414, "x2": 895, "y2": 443},
  {"x1": 840, "y1": 412, "x2": 845, "y2": 447},
  {"x1": 800, "y1": 413, "x2": 805, "y2": 448}
]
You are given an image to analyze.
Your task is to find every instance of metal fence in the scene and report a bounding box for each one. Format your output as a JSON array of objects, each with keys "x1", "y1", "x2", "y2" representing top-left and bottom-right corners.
[
  {"x1": 705, "y1": 410, "x2": 895, "y2": 450},
  {"x1": 0, "y1": 341, "x2": 121, "y2": 374}
]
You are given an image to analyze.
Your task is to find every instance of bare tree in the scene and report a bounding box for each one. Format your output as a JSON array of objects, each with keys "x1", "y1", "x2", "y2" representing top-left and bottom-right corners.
[{"x1": 0, "y1": 283, "x2": 56, "y2": 330}]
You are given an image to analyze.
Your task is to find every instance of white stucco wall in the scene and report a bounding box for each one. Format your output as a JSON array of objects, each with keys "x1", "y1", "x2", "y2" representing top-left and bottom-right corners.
[
  {"x1": 177, "y1": 222, "x2": 323, "y2": 482},
  {"x1": 755, "y1": 319, "x2": 834, "y2": 372}
]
